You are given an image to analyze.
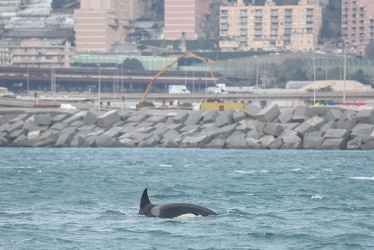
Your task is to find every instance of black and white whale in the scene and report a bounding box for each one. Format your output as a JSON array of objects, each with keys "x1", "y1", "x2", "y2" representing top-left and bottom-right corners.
[{"x1": 138, "y1": 188, "x2": 217, "y2": 218}]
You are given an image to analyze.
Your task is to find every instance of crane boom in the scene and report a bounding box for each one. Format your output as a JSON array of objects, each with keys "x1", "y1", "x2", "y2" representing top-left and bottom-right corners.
[{"x1": 139, "y1": 51, "x2": 217, "y2": 105}]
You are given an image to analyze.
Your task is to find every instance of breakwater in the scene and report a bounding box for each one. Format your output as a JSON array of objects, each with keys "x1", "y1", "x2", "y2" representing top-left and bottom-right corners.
[{"x1": 1, "y1": 104, "x2": 374, "y2": 149}]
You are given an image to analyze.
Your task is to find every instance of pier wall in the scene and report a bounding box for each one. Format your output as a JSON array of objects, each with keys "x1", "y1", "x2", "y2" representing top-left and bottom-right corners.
[{"x1": 1, "y1": 105, "x2": 374, "y2": 150}]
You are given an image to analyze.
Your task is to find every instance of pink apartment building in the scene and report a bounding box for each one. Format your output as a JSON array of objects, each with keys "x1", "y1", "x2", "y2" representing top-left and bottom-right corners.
[
  {"x1": 75, "y1": 0, "x2": 150, "y2": 52},
  {"x1": 164, "y1": 0, "x2": 210, "y2": 40},
  {"x1": 342, "y1": 0, "x2": 374, "y2": 56}
]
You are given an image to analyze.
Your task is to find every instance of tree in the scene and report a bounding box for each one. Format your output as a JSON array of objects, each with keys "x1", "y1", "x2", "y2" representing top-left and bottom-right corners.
[
  {"x1": 351, "y1": 69, "x2": 370, "y2": 85},
  {"x1": 122, "y1": 58, "x2": 144, "y2": 70}
]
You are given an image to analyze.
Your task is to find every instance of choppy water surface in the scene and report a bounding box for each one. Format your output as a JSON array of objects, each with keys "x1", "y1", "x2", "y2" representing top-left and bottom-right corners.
[{"x1": 1, "y1": 148, "x2": 373, "y2": 249}]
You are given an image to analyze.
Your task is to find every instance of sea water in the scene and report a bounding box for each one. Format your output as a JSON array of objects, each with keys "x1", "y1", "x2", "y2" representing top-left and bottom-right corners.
[{"x1": 1, "y1": 148, "x2": 373, "y2": 250}]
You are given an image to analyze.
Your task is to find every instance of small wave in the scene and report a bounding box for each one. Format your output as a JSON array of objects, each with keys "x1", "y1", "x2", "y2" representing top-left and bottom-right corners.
[
  {"x1": 291, "y1": 168, "x2": 301, "y2": 172},
  {"x1": 260, "y1": 170, "x2": 269, "y2": 173},
  {"x1": 159, "y1": 164, "x2": 173, "y2": 168},
  {"x1": 234, "y1": 170, "x2": 255, "y2": 174},
  {"x1": 311, "y1": 195, "x2": 323, "y2": 199},
  {"x1": 349, "y1": 176, "x2": 374, "y2": 181}
]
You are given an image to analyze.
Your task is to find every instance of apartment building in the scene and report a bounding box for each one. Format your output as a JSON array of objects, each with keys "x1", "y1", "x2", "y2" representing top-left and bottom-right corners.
[
  {"x1": 2, "y1": 39, "x2": 73, "y2": 68},
  {"x1": 342, "y1": 0, "x2": 374, "y2": 57},
  {"x1": 0, "y1": 47, "x2": 12, "y2": 66},
  {"x1": 164, "y1": 0, "x2": 210, "y2": 40},
  {"x1": 75, "y1": 0, "x2": 150, "y2": 52},
  {"x1": 219, "y1": 0, "x2": 322, "y2": 52}
]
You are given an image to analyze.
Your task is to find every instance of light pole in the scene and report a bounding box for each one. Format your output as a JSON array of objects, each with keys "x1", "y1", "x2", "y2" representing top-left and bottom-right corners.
[
  {"x1": 313, "y1": 58, "x2": 316, "y2": 82},
  {"x1": 256, "y1": 57, "x2": 259, "y2": 105},
  {"x1": 205, "y1": 70, "x2": 207, "y2": 101},
  {"x1": 27, "y1": 65, "x2": 29, "y2": 95},
  {"x1": 343, "y1": 42, "x2": 347, "y2": 103},
  {"x1": 98, "y1": 64, "x2": 101, "y2": 112}
]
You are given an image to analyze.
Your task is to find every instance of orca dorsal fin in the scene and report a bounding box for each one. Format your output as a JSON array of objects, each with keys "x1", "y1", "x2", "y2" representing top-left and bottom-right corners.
[{"x1": 140, "y1": 188, "x2": 151, "y2": 210}]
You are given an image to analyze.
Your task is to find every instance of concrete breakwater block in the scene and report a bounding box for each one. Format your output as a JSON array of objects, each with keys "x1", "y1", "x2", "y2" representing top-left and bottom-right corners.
[
  {"x1": 62, "y1": 111, "x2": 87, "y2": 124},
  {"x1": 97, "y1": 110, "x2": 121, "y2": 128},
  {"x1": 34, "y1": 114, "x2": 52, "y2": 126},
  {"x1": 83, "y1": 109, "x2": 101, "y2": 125},
  {"x1": 215, "y1": 110, "x2": 234, "y2": 127},
  {"x1": 244, "y1": 104, "x2": 261, "y2": 119},
  {"x1": 256, "y1": 104, "x2": 280, "y2": 122},
  {"x1": 357, "y1": 109, "x2": 374, "y2": 124}
]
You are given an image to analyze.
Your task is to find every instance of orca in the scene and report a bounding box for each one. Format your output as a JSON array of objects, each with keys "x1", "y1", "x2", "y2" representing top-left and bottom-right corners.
[{"x1": 138, "y1": 188, "x2": 217, "y2": 218}]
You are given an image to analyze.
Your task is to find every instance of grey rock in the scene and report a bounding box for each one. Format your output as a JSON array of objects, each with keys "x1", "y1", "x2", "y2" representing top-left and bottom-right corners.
[
  {"x1": 70, "y1": 136, "x2": 90, "y2": 147},
  {"x1": 347, "y1": 137, "x2": 362, "y2": 150},
  {"x1": 97, "y1": 110, "x2": 121, "y2": 128},
  {"x1": 184, "y1": 110, "x2": 204, "y2": 125},
  {"x1": 324, "y1": 129, "x2": 350, "y2": 139},
  {"x1": 215, "y1": 109, "x2": 234, "y2": 127},
  {"x1": 52, "y1": 114, "x2": 69, "y2": 124},
  {"x1": 6, "y1": 120, "x2": 25, "y2": 133},
  {"x1": 293, "y1": 106, "x2": 314, "y2": 122},
  {"x1": 260, "y1": 135, "x2": 275, "y2": 148},
  {"x1": 280, "y1": 129, "x2": 302, "y2": 149},
  {"x1": 202, "y1": 110, "x2": 219, "y2": 123},
  {"x1": 256, "y1": 104, "x2": 280, "y2": 122},
  {"x1": 294, "y1": 121, "x2": 316, "y2": 137},
  {"x1": 172, "y1": 111, "x2": 189, "y2": 124},
  {"x1": 320, "y1": 138, "x2": 347, "y2": 150},
  {"x1": 320, "y1": 120, "x2": 337, "y2": 134},
  {"x1": 245, "y1": 137, "x2": 263, "y2": 149},
  {"x1": 278, "y1": 109, "x2": 293, "y2": 123},
  {"x1": 70, "y1": 120, "x2": 85, "y2": 127},
  {"x1": 136, "y1": 121, "x2": 155, "y2": 128},
  {"x1": 325, "y1": 108, "x2": 342, "y2": 122},
  {"x1": 340, "y1": 109, "x2": 358, "y2": 121},
  {"x1": 226, "y1": 132, "x2": 248, "y2": 149},
  {"x1": 244, "y1": 104, "x2": 261, "y2": 119},
  {"x1": 50, "y1": 123, "x2": 69, "y2": 131},
  {"x1": 138, "y1": 135, "x2": 161, "y2": 147},
  {"x1": 206, "y1": 138, "x2": 226, "y2": 149},
  {"x1": 146, "y1": 115, "x2": 167, "y2": 123},
  {"x1": 83, "y1": 109, "x2": 101, "y2": 125},
  {"x1": 357, "y1": 109, "x2": 374, "y2": 124},
  {"x1": 361, "y1": 140, "x2": 374, "y2": 150},
  {"x1": 337, "y1": 119, "x2": 356, "y2": 130},
  {"x1": 214, "y1": 123, "x2": 237, "y2": 139},
  {"x1": 268, "y1": 138, "x2": 283, "y2": 149},
  {"x1": 262, "y1": 123, "x2": 283, "y2": 137},
  {"x1": 232, "y1": 111, "x2": 247, "y2": 123},
  {"x1": 55, "y1": 132, "x2": 74, "y2": 147},
  {"x1": 162, "y1": 138, "x2": 179, "y2": 148},
  {"x1": 8, "y1": 129, "x2": 26, "y2": 140},
  {"x1": 95, "y1": 135, "x2": 116, "y2": 147},
  {"x1": 62, "y1": 111, "x2": 87, "y2": 124},
  {"x1": 34, "y1": 114, "x2": 52, "y2": 126},
  {"x1": 303, "y1": 137, "x2": 324, "y2": 149},
  {"x1": 10, "y1": 113, "x2": 31, "y2": 123},
  {"x1": 246, "y1": 129, "x2": 262, "y2": 139},
  {"x1": 126, "y1": 114, "x2": 148, "y2": 123}
]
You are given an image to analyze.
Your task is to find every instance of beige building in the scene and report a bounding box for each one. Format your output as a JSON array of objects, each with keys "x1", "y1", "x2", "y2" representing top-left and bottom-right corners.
[
  {"x1": 75, "y1": 0, "x2": 150, "y2": 52},
  {"x1": 2, "y1": 39, "x2": 73, "y2": 68},
  {"x1": 219, "y1": 0, "x2": 322, "y2": 52},
  {"x1": 342, "y1": 0, "x2": 374, "y2": 57}
]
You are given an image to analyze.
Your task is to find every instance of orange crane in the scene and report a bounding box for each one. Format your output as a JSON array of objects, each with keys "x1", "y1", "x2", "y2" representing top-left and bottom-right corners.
[{"x1": 139, "y1": 51, "x2": 217, "y2": 106}]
